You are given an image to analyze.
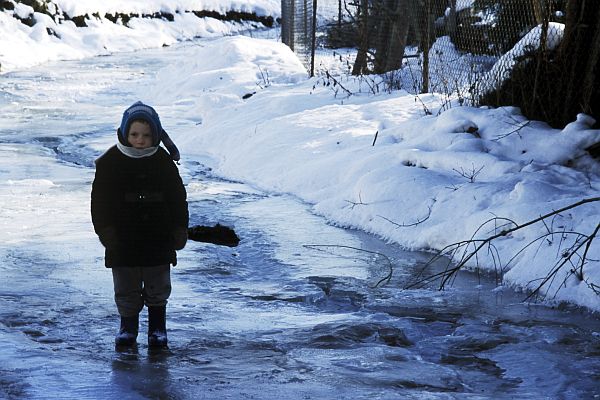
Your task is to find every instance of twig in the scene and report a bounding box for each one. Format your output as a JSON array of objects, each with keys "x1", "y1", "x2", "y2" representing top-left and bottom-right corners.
[
  {"x1": 324, "y1": 70, "x2": 354, "y2": 97},
  {"x1": 378, "y1": 199, "x2": 436, "y2": 228},
  {"x1": 413, "y1": 94, "x2": 432, "y2": 116},
  {"x1": 453, "y1": 164, "x2": 484, "y2": 183},
  {"x1": 493, "y1": 116, "x2": 531, "y2": 141},
  {"x1": 256, "y1": 65, "x2": 271, "y2": 89},
  {"x1": 503, "y1": 230, "x2": 582, "y2": 273},
  {"x1": 525, "y1": 227, "x2": 597, "y2": 301},
  {"x1": 345, "y1": 192, "x2": 369, "y2": 209},
  {"x1": 372, "y1": 130, "x2": 379, "y2": 146},
  {"x1": 303, "y1": 244, "x2": 393, "y2": 288},
  {"x1": 378, "y1": 207, "x2": 432, "y2": 228},
  {"x1": 577, "y1": 221, "x2": 600, "y2": 279}
]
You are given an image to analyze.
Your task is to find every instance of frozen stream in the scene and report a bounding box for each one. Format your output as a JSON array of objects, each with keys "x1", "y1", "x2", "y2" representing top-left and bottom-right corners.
[{"x1": 0, "y1": 40, "x2": 599, "y2": 400}]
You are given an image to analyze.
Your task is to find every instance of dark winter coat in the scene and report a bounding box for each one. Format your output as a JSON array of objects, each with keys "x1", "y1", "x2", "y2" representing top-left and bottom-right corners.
[{"x1": 91, "y1": 145, "x2": 188, "y2": 268}]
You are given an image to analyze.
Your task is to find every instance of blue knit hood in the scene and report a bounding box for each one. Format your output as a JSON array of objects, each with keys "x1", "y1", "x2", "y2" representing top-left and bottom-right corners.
[{"x1": 118, "y1": 101, "x2": 180, "y2": 161}]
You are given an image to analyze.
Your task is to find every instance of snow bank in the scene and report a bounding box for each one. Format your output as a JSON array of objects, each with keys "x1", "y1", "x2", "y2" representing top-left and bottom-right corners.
[
  {"x1": 142, "y1": 36, "x2": 600, "y2": 310},
  {"x1": 0, "y1": 0, "x2": 279, "y2": 72},
  {"x1": 53, "y1": 0, "x2": 279, "y2": 18}
]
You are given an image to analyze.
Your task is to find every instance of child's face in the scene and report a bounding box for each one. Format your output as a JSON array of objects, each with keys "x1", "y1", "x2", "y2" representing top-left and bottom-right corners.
[{"x1": 127, "y1": 121, "x2": 153, "y2": 149}]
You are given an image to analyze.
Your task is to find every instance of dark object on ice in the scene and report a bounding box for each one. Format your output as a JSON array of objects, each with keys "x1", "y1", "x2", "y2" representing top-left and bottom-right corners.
[
  {"x1": 187, "y1": 224, "x2": 240, "y2": 247},
  {"x1": 242, "y1": 92, "x2": 256, "y2": 100}
]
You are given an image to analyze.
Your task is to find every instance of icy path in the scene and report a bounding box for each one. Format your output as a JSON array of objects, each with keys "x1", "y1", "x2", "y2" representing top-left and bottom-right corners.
[{"x1": 0, "y1": 41, "x2": 599, "y2": 399}]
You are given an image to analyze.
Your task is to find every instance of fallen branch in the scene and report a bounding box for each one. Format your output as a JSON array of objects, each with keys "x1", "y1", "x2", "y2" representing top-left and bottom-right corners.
[
  {"x1": 406, "y1": 197, "x2": 600, "y2": 299},
  {"x1": 188, "y1": 223, "x2": 240, "y2": 247},
  {"x1": 526, "y1": 221, "x2": 600, "y2": 301}
]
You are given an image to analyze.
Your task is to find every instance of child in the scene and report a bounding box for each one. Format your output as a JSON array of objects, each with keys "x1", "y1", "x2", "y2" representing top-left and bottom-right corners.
[{"x1": 91, "y1": 101, "x2": 189, "y2": 348}]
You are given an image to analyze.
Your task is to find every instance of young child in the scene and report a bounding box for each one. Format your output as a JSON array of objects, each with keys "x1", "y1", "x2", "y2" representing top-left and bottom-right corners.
[{"x1": 91, "y1": 101, "x2": 189, "y2": 348}]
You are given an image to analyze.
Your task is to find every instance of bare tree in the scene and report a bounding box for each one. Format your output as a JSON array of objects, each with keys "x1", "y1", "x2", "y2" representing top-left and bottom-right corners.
[
  {"x1": 374, "y1": 0, "x2": 410, "y2": 73},
  {"x1": 352, "y1": 0, "x2": 370, "y2": 75}
]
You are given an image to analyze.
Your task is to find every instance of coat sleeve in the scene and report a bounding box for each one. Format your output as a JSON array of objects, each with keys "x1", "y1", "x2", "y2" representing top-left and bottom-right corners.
[
  {"x1": 90, "y1": 154, "x2": 117, "y2": 244},
  {"x1": 165, "y1": 159, "x2": 189, "y2": 230}
]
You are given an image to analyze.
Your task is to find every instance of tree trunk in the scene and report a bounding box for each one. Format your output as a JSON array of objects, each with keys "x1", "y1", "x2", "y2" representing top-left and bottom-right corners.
[
  {"x1": 352, "y1": 0, "x2": 370, "y2": 75},
  {"x1": 338, "y1": 0, "x2": 343, "y2": 31},
  {"x1": 579, "y1": 4, "x2": 600, "y2": 121},
  {"x1": 532, "y1": 0, "x2": 545, "y2": 25},
  {"x1": 384, "y1": 1, "x2": 410, "y2": 72},
  {"x1": 372, "y1": 0, "x2": 411, "y2": 74},
  {"x1": 446, "y1": 0, "x2": 457, "y2": 40},
  {"x1": 373, "y1": 0, "x2": 392, "y2": 74},
  {"x1": 557, "y1": 0, "x2": 600, "y2": 125}
]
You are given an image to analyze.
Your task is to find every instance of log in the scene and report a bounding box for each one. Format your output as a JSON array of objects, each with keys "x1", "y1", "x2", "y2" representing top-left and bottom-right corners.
[{"x1": 187, "y1": 224, "x2": 240, "y2": 247}]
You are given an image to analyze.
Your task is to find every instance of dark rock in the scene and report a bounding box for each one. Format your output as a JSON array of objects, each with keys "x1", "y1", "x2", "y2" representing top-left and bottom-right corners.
[
  {"x1": 0, "y1": 0, "x2": 15, "y2": 11},
  {"x1": 71, "y1": 14, "x2": 87, "y2": 27}
]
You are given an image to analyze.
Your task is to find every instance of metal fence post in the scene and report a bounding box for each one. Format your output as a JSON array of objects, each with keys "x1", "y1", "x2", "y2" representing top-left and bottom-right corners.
[
  {"x1": 421, "y1": 0, "x2": 431, "y2": 94},
  {"x1": 310, "y1": 0, "x2": 318, "y2": 77}
]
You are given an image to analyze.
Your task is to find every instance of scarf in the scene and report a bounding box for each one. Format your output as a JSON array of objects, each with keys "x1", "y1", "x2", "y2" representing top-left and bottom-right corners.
[{"x1": 116, "y1": 142, "x2": 159, "y2": 159}]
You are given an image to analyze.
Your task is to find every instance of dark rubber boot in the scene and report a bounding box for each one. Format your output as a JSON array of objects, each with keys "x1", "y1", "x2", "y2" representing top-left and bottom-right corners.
[
  {"x1": 148, "y1": 306, "x2": 168, "y2": 348},
  {"x1": 115, "y1": 315, "x2": 139, "y2": 347}
]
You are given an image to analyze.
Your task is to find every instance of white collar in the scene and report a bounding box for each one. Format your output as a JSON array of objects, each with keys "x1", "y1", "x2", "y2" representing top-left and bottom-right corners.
[{"x1": 116, "y1": 142, "x2": 159, "y2": 159}]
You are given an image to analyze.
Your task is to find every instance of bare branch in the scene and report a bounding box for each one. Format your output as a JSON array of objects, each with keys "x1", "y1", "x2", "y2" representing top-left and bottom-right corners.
[
  {"x1": 525, "y1": 228, "x2": 595, "y2": 301},
  {"x1": 345, "y1": 192, "x2": 369, "y2": 209},
  {"x1": 453, "y1": 164, "x2": 484, "y2": 183},
  {"x1": 378, "y1": 199, "x2": 435, "y2": 228},
  {"x1": 303, "y1": 244, "x2": 393, "y2": 288},
  {"x1": 406, "y1": 197, "x2": 600, "y2": 298},
  {"x1": 493, "y1": 120, "x2": 531, "y2": 141},
  {"x1": 578, "y1": 221, "x2": 600, "y2": 278}
]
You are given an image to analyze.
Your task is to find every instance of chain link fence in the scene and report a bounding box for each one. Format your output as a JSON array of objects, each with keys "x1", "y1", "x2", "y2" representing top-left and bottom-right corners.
[
  {"x1": 281, "y1": 0, "x2": 317, "y2": 75},
  {"x1": 281, "y1": 0, "x2": 566, "y2": 108}
]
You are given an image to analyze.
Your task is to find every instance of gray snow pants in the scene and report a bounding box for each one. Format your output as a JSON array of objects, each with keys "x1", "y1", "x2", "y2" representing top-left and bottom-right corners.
[{"x1": 111, "y1": 265, "x2": 172, "y2": 317}]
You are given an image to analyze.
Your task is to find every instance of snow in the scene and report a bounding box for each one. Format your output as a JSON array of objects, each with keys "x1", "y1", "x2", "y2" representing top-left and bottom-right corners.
[
  {"x1": 457, "y1": 0, "x2": 475, "y2": 12},
  {"x1": 52, "y1": 0, "x2": 279, "y2": 18},
  {"x1": 482, "y1": 22, "x2": 565, "y2": 93},
  {"x1": 1, "y1": 0, "x2": 600, "y2": 314},
  {"x1": 0, "y1": 0, "x2": 279, "y2": 71},
  {"x1": 145, "y1": 36, "x2": 600, "y2": 311}
]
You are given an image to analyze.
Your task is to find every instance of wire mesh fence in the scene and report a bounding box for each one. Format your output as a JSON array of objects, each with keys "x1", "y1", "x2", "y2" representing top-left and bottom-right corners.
[
  {"x1": 281, "y1": 0, "x2": 317, "y2": 75},
  {"x1": 281, "y1": 0, "x2": 567, "y2": 108}
]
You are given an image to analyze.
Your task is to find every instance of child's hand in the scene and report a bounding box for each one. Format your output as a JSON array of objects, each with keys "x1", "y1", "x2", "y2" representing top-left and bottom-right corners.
[{"x1": 172, "y1": 227, "x2": 188, "y2": 250}]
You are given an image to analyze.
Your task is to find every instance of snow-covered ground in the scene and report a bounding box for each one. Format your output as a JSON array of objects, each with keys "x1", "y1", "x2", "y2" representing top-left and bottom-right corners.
[
  {"x1": 0, "y1": 0, "x2": 279, "y2": 71},
  {"x1": 1, "y1": 0, "x2": 599, "y2": 313},
  {"x1": 147, "y1": 38, "x2": 600, "y2": 310}
]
